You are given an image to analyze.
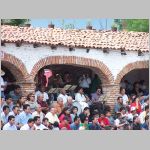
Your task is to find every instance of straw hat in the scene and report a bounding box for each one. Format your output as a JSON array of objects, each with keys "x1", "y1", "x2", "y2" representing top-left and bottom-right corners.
[{"x1": 1, "y1": 70, "x2": 5, "y2": 76}]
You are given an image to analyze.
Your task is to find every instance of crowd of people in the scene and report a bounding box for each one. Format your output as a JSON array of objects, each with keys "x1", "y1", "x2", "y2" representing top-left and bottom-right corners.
[{"x1": 1, "y1": 70, "x2": 149, "y2": 130}]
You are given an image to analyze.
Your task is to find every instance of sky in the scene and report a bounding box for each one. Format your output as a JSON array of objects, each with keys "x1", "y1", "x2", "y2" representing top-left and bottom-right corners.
[{"x1": 30, "y1": 19, "x2": 114, "y2": 30}]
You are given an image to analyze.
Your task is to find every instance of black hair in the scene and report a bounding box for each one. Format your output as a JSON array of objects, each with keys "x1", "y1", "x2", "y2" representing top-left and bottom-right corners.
[
  {"x1": 71, "y1": 106, "x2": 78, "y2": 114},
  {"x1": 133, "y1": 116, "x2": 138, "y2": 122},
  {"x1": 119, "y1": 107, "x2": 126, "y2": 112},
  {"x1": 76, "y1": 86, "x2": 83, "y2": 93},
  {"x1": 83, "y1": 107, "x2": 89, "y2": 112},
  {"x1": 42, "y1": 118, "x2": 48, "y2": 122},
  {"x1": 5, "y1": 94, "x2": 12, "y2": 100},
  {"x1": 59, "y1": 107, "x2": 70, "y2": 117},
  {"x1": 8, "y1": 115, "x2": 15, "y2": 122},
  {"x1": 3, "y1": 105, "x2": 9, "y2": 111},
  {"x1": 34, "y1": 116, "x2": 40, "y2": 122},
  {"x1": 12, "y1": 105, "x2": 19, "y2": 110},
  {"x1": 53, "y1": 121, "x2": 59, "y2": 128},
  {"x1": 14, "y1": 85, "x2": 21, "y2": 90},
  {"x1": 117, "y1": 96, "x2": 122, "y2": 100},
  {"x1": 91, "y1": 115, "x2": 98, "y2": 122},
  {"x1": 74, "y1": 116, "x2": 80, "y2": 122},
  {"x1": 28, "y1": 118, "x2": 34, "y2": 123},
  {"x1": 80, "y1": 115, "x2": 88, "y2": 123},
  {"x1": 120, "y1": 87, "x2": 125, "y2": 93},
  {"x1": 145, "y1": 105, "x2": 149, "y2": 111},
  {"x1": 23, "y1": 104, "x2": 30, "y2": 110}
]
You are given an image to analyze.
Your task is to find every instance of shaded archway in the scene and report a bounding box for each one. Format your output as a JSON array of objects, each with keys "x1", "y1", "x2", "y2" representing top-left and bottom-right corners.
[
  {"x1": 30, "y1": 56, "x2": 114, "y2": 85},
  {"x1": 114, "y1": 61, "x2": 149, "y2": 84}
]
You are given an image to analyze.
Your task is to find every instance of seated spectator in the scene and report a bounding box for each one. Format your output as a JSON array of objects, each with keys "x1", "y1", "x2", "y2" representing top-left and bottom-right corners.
[
  {"x1": 79, "y1": 107, "x2": 90, "y2": 122},
  {"x1": 79, "y1": 116, "x2": 89, "y2": 130},
  {"x1": 70, "y1": 106, "x2": 78, "y2": 123},
  {"x1": 114, "y1": 96, "x2": 123, "y2": 113},
  {"x1": 34, "y1": 116, "x2": 48, "y2": 130},
  {"x1": 89, "y1": 116, "x2": 101, "y2": 130},
  {"x1": 59, "y1": 116, "x2": 71, "y2": 130},
  {"x1": 42, "y1": 118, "x2": 50, "y2": 130},
  {"x1": 65, "y1": 96, "x2": 74, "y2": 110},
  {"x1": 20, "y1": 118, "x2": 35, "y2": 130},
  {"x1": 35, "y1": 86, "x2": 49, "y2": 102},
  {"x1": 141, "y1": 115, "x2": 149, "y2": 130},
  {"x1": 139, "y1": 105, "x2": 149, "y2": 124},
  {"x1": 132, "y1": 116, "x2": 141, "y2": 130},
  {"x1": 2, "y1": 115, "x2": 17, "y2": 130},
  {"x1": 120, "y1": 88, "x2": 129, "y2": 106},
  {"x1": 37, "y1": 94, "x2": 49, "y2": 114},
  {"x1": 70, "y1": 116, "x2": 80, "y2": 130},
  {"x1": 1, "y1": 105, "x2": 10, "y2": 126},
  {"x1": 1, "y1": 95, "x2": 14, "y2": 112},
  {"x1": 132, "y1": 82, "x2": 143, "y2": 97},
  {"x1": 8, "y1": 106, "x2": 20, "y2": 129},
  {"x1": 52, "y1": 121, "x2": 60, "y2": 130},
  {"x1": 18, "y1": 104, "x2": 33, "y2": 126},
  {"x1": 141, "y1": 98, "x2": 149, "y2": 111},
  {"x1": 75, "y1": 87, "x2": 89, "y2": 112},
  {"x1": 53, "y1": 97, "x2": 64, "y2": 115},
  {"x1": 130, "y1": 97, "x2": 142, "y2": 114},
  {"x1": 98, "y1": 113, "x2": 110, "y2": 129},
  {"x1": 105, "y1": 111, "x2": 114, "y2": 126},
  {"x1": 57, "y1": 88, "x2": 68, "y2": 105},
  {"x1": 32, "y1": 104, "x2": 45, "y2": 123},
  {"x1": 59, "y1": 107, "x2": 72, "y2": 124},
  {"x1": 127, "y1": 107, "x2": 138, "y2": 123},
  {"x1": 16, "y1": 96, "x2": 26, "y2": 113},
  {"x1": 45, "y1": 107, "x2": 60, "y2": 124},
  {"x1": 9, "y1": 85, "x2": 22, "y2": 105},
  {"x1": 25, "y1": 93, "x2": 38, "y2": 113}
]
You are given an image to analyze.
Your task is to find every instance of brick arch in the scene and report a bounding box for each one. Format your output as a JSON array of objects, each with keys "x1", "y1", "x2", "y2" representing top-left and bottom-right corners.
[
  {"x1": 114, "y1": 60, "x2": 149, "y2": 84},
  {"x1": 30, "y1": 56, "x2": 114, "y2": 84},
  {"x1": 1, "y1": 52, "x2": 29, "y2": 81}
]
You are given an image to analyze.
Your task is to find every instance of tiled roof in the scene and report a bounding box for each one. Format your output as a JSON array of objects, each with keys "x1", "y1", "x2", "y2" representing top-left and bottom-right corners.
[{"x1": 1, "y1": 25, "x2": 149, "y2": 52}]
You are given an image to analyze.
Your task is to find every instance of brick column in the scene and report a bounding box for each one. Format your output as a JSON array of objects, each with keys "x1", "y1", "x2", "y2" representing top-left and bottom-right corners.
[{"x1": 102, "y1": 83, "x2": 120, "y2": 111}]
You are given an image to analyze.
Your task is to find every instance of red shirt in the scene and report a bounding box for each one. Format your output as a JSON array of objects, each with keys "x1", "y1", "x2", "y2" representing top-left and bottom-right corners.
[
  {"x1": 59, "y1": 123, "x2": 71, "y2": 130},
  {"x1": 59, "y1": 114, "x2": 72, "y2": 124},
  {"x1": 98, "y1": 117, "x2": 110, "y2": 126},
  {"x1": 130, "y1": 102, "x2": 142, "y2": 114}
]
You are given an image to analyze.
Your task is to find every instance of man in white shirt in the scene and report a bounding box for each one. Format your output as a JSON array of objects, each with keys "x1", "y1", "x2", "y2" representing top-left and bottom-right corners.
[
  {"x1": 35, "y1": 86, "x2": 49, "y2": 102},
  {"x1": 57, "y1": 88, "x2": 68, "y2": 105},
  {"x1": 45, "y1": 107, "x2": 60, "y2": 124},
  {"x1": 20, "y1": 118, "x2": 35, "y2": 130},
  {"x1": 120, "y1": 88, "x2": 129, "y2": 106},
  {"x1": 33, "y1": 116, "x2": 48, "y2": 130},
  {"x1": 32, "y1": 104, "x2": 45, "y2": 122},
  {"x1": 127, "y1": 107, "x2": 138, "y2": 122},
  {"x1": 3, "y1": 115, "x2": 17, "y2": 130},
  {"x1": 139, "y1": 105, "x2": 149, "y2": 124}
]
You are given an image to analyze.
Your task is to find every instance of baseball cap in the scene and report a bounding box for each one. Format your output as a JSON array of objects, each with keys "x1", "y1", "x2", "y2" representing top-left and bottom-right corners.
[{"x1": 131, "y1": 107, "x2": 136, "y2": 112}]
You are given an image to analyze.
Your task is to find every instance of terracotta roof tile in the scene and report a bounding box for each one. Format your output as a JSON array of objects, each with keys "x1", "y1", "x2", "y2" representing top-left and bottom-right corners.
[{"x1": 1, "y1": 25, "x2": 149, "y2": 52}]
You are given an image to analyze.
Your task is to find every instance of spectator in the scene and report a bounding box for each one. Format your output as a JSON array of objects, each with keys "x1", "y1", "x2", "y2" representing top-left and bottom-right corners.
[
  {"x1": 53, "y1": 97, "x2": 64, "y2": 115},
  {"x1": 18, "y1": 104, "x2": 33, "y2": 126},
  {"x1": 141, "y1": 115, "x2": 149, "y2": 130},
  {"x1": 20, "y1": 118, "x2": 35, "y2": 130},
  {"x1": 59, "y1": 116, "x2": 71, "y2": 130},
  {"x1": 53, "y1": 121, "x2": 60, "y2": 130},
  {"x1": 79, "y1": 116, "x2": 89, "y2": 130},
  {"x1": 59, "y1": 107, "x2": 72, "y2": 124},
  {"x1": 141, "y1": 98, "x2": 149, "y2": 111},
  {"x1": 32, "y1": 104, "x2": 45, "y2": 123},
  {"x1": 114, "y1": 96, "x2": 123, "y2": 113},
  {"x1": 1, "y1": 70, "x2": 7, "y2": 98},
  {"x1": 70, "y1": 116, "x2": 80, "y2": 130},
  {"x1": 70, "y1": 106, "x2": 78, "y2": 123},
  {"x1": 132, "y1": 116, "x2": 141, "y2": 130},
  {"x1": 8, "y1": 106, "x2": 20, "y2": 129},
  {"x1": 1, "y1": 105, "x2": 10, "y2": 126},
  {"x1": 120, "y1": 88, "x2": 129, "y2": 106},
  {"x1": 34, "y1": 116, "x2": 48, "y2": 130},
  {"x1": 57, "y1": 88, "x2": 68, "y2": 105},
  {"x1": 2, "y1": 95, "x2": 14, "y2": 112},
  {"x1": 75, "y1": 87, "x2": 89, "y2": 111},
  {"x1": 25, "y1": 93, "x2": 38, "y2": 113},
  {"x1": 45, "y1": 107, "x2": 60, "y2": 124},
  {"x1": 35, "y1": 86, "x2": 49, "y2": 102},
  {"x1": 42, "y1": 118, "x2": 50, "y2": 129},
  {"x1": 37, "y1": 94, "x2": 49, "y2": 114},
  {"x1": 9, "y1": 85, "x2": 22, "y2": 104},
  {"x1": 139, "y1": 105, "x2": 149, "y2": 124},
  {"x1": 127, "y1": 107, "x2": 138, "y2": 122},
  {"x1": 79, "y1": 107, "x2": 90, "y2": 123},
  {"x1": 2, "y1": 115, "x2": 17, "y2": 130},
  {"x1": 105, "y1": 111, "x2": 114, "y2": 126},
  {"x1": 89, "y1": 116, "x2": 101, "y2": 130},
  {"x1": 16, "y1": 96, "x2": 26, "y2": 112},
  {"x1": 98, "y1": 113, "x2": 110, "y2": 129},
  {"x1": 65, "y1": 96, "x2": 74, "y2": 110}
]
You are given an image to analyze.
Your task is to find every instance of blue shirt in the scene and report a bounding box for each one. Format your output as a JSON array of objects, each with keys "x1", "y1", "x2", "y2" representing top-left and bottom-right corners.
[
  {"x1": 70, "y1": 123, "x2": 80, "y2": 130},
  {"x1": 9, "y1": 111, "x2": 20, "y2": 124},
  {"x1": 18, "y1": 111, "x2": 33, "y2": 125},
  {"x1": 3, "y1": 122, "x2": 17, "y2": 130},
  {"x1": 9, "y1": 91, "x2": 22, "y2": 103},
  {"x1": 1, "y1": 112, "x2": 9, "y2": 124}
]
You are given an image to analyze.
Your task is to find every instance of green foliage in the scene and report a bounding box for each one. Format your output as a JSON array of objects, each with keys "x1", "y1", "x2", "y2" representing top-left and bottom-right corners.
[{"x1": 1, "y1": 19, "x2": 30, "y2": 26}]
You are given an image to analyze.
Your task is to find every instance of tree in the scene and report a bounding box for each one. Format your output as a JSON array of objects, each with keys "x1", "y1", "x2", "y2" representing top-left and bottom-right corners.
[
  {"x1": 113, "y1": 19, "x2": 149, "y2": 32},
  {"x1": 1, "y1": 19, "x2": 30, "y2": 26}
]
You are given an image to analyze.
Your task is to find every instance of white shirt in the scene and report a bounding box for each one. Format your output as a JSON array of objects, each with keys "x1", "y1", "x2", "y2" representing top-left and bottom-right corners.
[
  {"x1": 122, "y1": 94, "x2": 128, "y2": 105},
  {"x1": 114, "y1": 119, "x2": 120, "y2": 127},
  {"x1": 3, "y1": 122, "x2": 17, "y2": 130},
  {"x1": 1, "y1": 112, "x2": 9, "y2": 124},
  {"x1": 32, "y1": 111, "x2": 45, "y2": 122},
  {"x1": 139, "y1": 111, "x2": 146, "y2": 124},
  {"x1": 34, "y1": 124, "x2": 48, "y2": 130},
  {"x1": 20, "y1": 124, "x2": 33, "y2": 130},
  {"x1": 35, "y1": 91, "x2": 49, "y2": 102},
  {"x1": 8, "y1": 111, "x2": 20, "y2": 124},
  {"x1": 1, "y1": 76, "x2": 5, "y2": 91},
  {"x1": 45, "y1": 112, "x2": 60, "y2": 124},
  {"x1": 75, "y1": 93, "x2": 86, "y2": 103},
  {"x1": 79, "y1": 77, "x2": 91, "y2": 88},
  {"x1": 58, "y1": 94, "x2": 68, "y2": 104}
]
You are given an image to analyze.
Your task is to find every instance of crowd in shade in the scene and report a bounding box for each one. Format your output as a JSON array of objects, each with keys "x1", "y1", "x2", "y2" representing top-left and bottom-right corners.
[{"x1": 1, "y1": 70, "x2": 149, "y2": 130}]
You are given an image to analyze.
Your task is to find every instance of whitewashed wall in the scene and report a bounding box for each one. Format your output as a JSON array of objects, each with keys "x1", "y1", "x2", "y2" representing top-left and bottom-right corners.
[{"x1": 2, "y1": 43, "x2": 149, "y2": 80}]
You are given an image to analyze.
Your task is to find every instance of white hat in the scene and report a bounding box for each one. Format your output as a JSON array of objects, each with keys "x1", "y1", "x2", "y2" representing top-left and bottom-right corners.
[
  {"x1": 131, "y1": 107, "x2": 136, "y2": 111},
  {"x1": 1, "y1": 70, "x2": 5, "y2": 76}
]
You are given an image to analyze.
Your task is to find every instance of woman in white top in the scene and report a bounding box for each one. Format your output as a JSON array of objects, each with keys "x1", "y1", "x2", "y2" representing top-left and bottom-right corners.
[{"x1": 75, "y1": 87, "x2": 89, "y2": 112}]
